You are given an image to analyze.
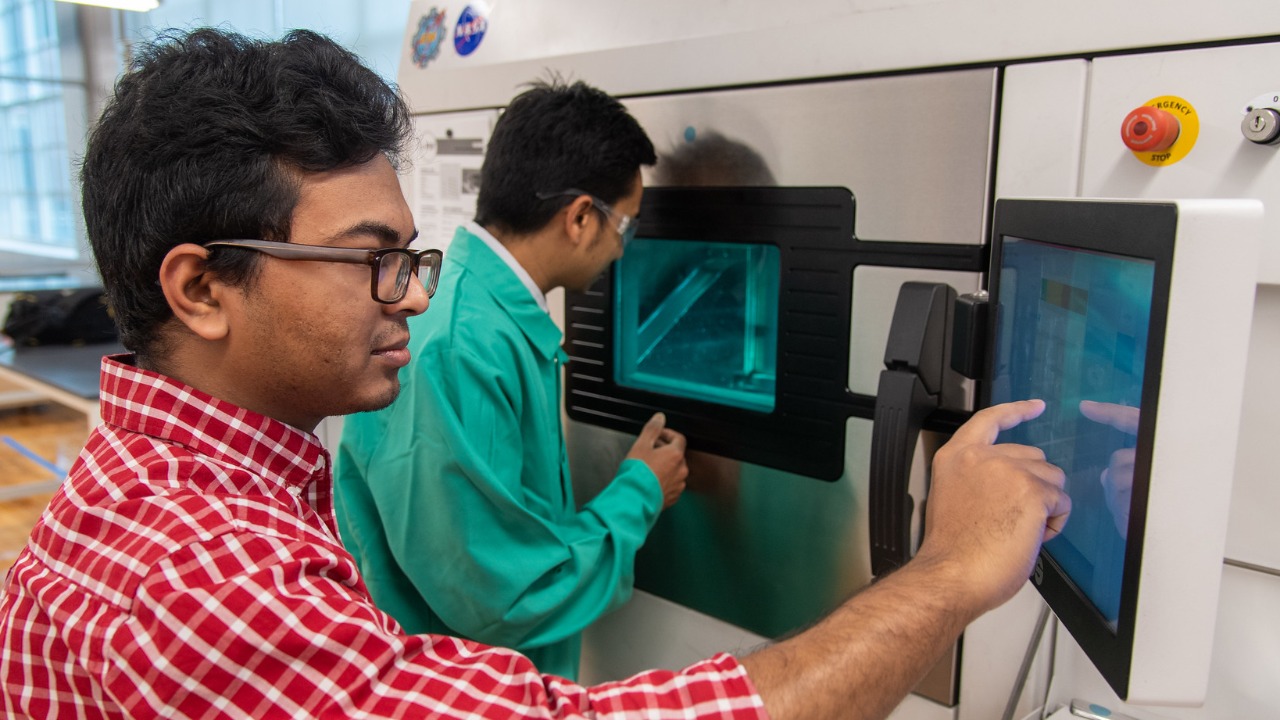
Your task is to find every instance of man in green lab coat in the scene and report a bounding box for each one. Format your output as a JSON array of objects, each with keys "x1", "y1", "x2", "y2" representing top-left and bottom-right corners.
[{"x1": 335, "y1": 79, "x2": 688, "y2": 680}]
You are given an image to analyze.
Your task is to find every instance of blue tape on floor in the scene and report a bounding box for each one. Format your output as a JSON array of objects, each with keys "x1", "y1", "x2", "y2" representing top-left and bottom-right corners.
[{"x1": 1, "y1": 435, "x2": 66, "y2": 478}]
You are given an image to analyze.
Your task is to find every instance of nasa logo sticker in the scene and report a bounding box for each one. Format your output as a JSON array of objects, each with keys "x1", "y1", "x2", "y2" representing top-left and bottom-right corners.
[
  {"x1": 411, "y1": 8, "x2": 448, "y2": 69},
  {"x1": 454, "y1": 5, "x2": 488, "y2": 57}
]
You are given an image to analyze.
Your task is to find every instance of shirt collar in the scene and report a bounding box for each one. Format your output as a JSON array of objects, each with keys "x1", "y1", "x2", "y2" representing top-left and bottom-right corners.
[
  {"x1": 450, "y1": 226, "x2": 567, "y2": 363},
  {"x1": 97, "y1": 355, "x2": 330, "y2": 494},
  {"x1": 466, "y1": 221, "x2": 548, "y2": 313}
]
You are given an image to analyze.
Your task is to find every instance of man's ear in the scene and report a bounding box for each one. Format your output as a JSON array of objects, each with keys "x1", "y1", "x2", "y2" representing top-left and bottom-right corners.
[
  {"x1": 158, "y1": 243, "x2": 232, "y2": 341},
  {"x1": 560, "y1": 195, "x2": 598, "y2": 249}
]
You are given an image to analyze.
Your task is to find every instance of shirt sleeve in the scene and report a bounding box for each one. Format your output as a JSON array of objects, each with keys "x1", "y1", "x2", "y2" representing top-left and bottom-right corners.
[
  {"x1": 98, "y1": 532, "x2": 766, "y2": 720},
  {"x1": 355, "y1": 342, "x2": 664, "y2": 652}
]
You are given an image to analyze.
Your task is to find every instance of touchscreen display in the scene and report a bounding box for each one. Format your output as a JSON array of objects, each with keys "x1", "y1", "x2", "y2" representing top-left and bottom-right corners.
[{"x1": 990, "y1": 236, "x2": 1155, "y2": 628}]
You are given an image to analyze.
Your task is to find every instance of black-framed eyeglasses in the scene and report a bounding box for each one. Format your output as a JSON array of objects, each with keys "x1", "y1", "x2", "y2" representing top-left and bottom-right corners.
[
  {"x1": 204, "y1": 239, "x2": 443, "y2": 303},
  {"x1": 536, "y1": 189, "x2": 639, "y2": 247}
]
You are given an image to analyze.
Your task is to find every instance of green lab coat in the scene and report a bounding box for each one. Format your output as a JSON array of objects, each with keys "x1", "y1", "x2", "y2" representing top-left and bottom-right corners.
[{"x1": 335, "y1": 226, "x2": 663, "y2": 680}]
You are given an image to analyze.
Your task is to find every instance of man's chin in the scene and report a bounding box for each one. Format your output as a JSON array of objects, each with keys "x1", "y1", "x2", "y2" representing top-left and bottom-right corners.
[
  {"x1": 573, "y1": 272, "x2": 607, "y2": 293},
  {"x1": 340, "y1": 382, "x2": 401, "y2": 416}
]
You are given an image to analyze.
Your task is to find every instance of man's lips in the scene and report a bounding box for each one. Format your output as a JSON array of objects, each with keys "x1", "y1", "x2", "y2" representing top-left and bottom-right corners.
[{"x1": 373, "y1": 338, "x2": 411, "y2": 367}]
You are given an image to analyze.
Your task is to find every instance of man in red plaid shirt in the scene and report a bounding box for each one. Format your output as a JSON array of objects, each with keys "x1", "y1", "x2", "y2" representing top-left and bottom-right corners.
[{"x1": 0, "y1": 27, "x2": 1069, "y2": 720}]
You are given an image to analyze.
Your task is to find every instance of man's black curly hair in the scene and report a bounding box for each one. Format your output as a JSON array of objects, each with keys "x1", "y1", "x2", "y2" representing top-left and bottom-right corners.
[
  {"x1": 81, "y1": 27, "x2": 412, "y2": 357},
  {"x1": 474, "y1": 79, "x2": 656, "y2": 236}
]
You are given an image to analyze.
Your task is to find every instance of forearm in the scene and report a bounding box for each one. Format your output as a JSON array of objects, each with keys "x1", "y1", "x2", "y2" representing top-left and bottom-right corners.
[
  {"x1": 481, "y1": 467, "x2": 662, "y2": 646},
  {"x1": 743, "y1": 400, "x2": 1066, "y2": 720},
  {"x1": 740, "y1": 555, "x2": 980, "y2": 720}
]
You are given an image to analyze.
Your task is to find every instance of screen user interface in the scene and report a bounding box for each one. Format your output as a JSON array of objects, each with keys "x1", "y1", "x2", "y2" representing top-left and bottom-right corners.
[{"x1": 990, "y1": 236, "x2": 1155, "y2": 628}]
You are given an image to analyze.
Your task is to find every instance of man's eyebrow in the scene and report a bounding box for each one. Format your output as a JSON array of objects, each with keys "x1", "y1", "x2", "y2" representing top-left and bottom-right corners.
[{"x1": 330, "y1": 222, "x2": 413, "y2": 248}]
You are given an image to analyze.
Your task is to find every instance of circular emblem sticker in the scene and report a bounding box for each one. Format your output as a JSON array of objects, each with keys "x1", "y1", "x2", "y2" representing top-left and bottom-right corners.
[
  {"x1": 454, "y1": 6, "x2": 488, "y2": 57},
  {"x1": 411, "y1": 8, "x2": 447, "y2": 69}
]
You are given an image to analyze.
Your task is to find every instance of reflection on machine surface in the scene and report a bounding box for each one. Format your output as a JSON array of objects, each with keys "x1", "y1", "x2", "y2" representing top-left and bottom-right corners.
[{"x1": 569, "y1": 420, "x2": 868, "y2": 640}]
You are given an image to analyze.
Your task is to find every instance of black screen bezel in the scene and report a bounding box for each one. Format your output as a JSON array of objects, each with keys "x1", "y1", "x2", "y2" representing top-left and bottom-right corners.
[{"x1": 981, "y1": 199, "x2": 1177, "y2": 698}]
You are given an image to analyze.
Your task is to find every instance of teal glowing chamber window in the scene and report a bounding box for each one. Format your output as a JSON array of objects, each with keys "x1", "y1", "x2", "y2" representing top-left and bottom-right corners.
[{"x1": 613, "y1": 238, "x2": 780, "y2": 412}]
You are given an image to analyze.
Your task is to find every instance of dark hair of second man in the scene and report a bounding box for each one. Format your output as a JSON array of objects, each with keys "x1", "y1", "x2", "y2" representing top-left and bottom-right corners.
[{"x1": 474, "y1": 79, "x2": 656, "y2": 236}]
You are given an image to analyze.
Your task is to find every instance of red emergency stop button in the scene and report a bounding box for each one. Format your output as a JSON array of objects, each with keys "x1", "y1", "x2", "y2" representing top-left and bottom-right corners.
[{"x1": 1121, "y1": 106, "x2": 1180, "y2": 152}]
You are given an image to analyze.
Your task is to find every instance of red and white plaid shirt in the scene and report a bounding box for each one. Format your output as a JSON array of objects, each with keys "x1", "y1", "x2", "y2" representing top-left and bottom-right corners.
[{"x1": 0, "y1": 356, "x2": 768, "y2": 719}]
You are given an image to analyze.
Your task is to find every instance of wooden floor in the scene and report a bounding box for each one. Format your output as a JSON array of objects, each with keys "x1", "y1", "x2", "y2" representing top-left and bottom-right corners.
[{"x1": 0, "y1": 377, "x2": 90, "y2": 573}]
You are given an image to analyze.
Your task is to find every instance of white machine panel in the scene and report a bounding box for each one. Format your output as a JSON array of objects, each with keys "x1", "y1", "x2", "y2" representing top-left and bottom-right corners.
[
  {"x1": 1080, "y1": 44, "x2": 1280, "y2": 572},
  {"x1": 994, "y1": 60, "x2": 1090, "y2": 200},
  {"x1": 1082, "y1": 43, "x2": 1280, "y2": 285},
  {"x1": 1121, "y1": 199, "x2": 1259, "y2": 704},
  {"x1": 1054, "y1": 566, "x2": 1280, "y2": 720}
]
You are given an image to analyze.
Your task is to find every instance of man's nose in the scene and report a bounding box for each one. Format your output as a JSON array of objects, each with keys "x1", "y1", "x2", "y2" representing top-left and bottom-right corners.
[{"x1": 393, "y1": 274, "x2": 430, "y2": 315}]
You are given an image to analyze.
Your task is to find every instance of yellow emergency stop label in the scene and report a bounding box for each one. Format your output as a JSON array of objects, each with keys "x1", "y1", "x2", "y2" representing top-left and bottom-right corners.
[{"x1": 1133, "y1": 95, "x2": 1199, "y2": 167}]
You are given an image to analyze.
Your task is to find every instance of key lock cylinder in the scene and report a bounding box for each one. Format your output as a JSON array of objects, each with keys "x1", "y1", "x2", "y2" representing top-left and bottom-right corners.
[{"x1": 1242, "y1": 92, "x2": 1280, "y2": 145}]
